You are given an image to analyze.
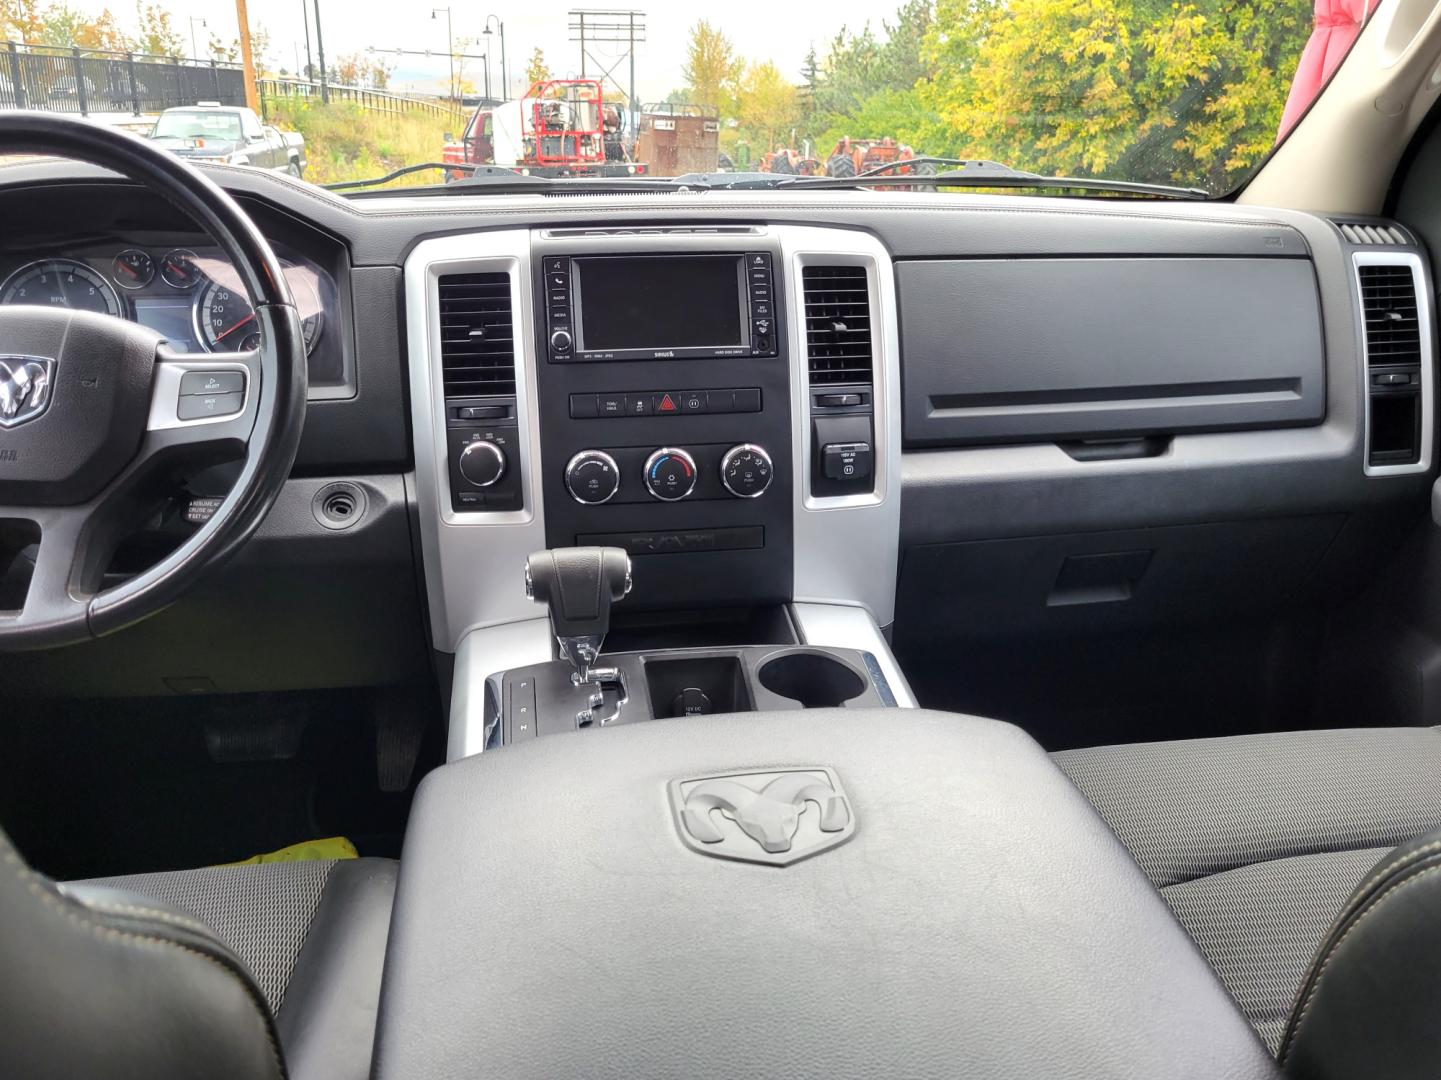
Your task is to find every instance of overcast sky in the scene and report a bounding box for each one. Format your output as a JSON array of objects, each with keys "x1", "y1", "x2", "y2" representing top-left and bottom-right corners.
[{"x1": 61, "y1": 1, "x2": 895, "y2": 100}]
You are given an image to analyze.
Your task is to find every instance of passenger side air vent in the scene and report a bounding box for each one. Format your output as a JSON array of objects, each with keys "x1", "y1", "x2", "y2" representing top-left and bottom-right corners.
[
  {"x1": 437, "y1": 272, "x2": 515, "y2": 396},
  {"x1": 803, "y1": 266, "x2": 872, "y2": 385},
  {"x1": 1357, "y1": 257, "x2": 1429, "y2": 473},
  {"x1": 1358, "y1": 264, "x2": 1422, "y2": 365},
  {"x1": 1336, "y1": 221, "x2": 1409, "y2": 246}
]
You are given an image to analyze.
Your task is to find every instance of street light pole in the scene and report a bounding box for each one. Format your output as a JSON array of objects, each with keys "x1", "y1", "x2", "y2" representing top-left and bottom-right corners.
[
  {"x1": 301, "y1": 0, "x2": 313, "y2": 81},
  {"x1": 484, "y1": 15, "x2": 506, "y2": 101},
  {"x1": 431, "y1": 8, "x2": 454, "y2": 104},
  {"x1": 313, "y1": 0, "x2": 328, "y2": 103},
  {"x1": 189, "y1": 16, "x2": 206, "y2": 60}
]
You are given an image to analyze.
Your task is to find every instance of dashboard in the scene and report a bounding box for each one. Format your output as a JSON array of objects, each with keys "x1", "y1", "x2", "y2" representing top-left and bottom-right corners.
[{"x1": 0, "y1": 157, "x2": 1436, "y2": 706}]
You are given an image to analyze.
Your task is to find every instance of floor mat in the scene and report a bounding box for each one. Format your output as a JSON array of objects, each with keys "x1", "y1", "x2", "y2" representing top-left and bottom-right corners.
[{"x1": 0, "y1": 686, "x2": 442, "y2": 880}]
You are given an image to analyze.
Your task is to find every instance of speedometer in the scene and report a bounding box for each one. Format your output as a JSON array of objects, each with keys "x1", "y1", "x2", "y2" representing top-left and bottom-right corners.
[
  {"x1": 194, "y1": 273, "x2": 322, "y2": 355},
  {"x1": 0, "y1": 258, "x2": 122, "y2": 316}
]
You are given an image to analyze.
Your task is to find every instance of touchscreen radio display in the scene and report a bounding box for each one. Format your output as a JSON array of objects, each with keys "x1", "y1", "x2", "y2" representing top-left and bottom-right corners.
[{"x1": 574, "y1": 255, "x2": 747, "y2": 353}]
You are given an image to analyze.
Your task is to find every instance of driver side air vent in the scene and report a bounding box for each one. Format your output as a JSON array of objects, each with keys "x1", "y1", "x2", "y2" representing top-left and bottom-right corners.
[
  {"x1": 437, "y1": 272, "x2": 515, "y2": 396},
  {"x1": 803, "y1": 266, "x2": 872, "y2": 385}
]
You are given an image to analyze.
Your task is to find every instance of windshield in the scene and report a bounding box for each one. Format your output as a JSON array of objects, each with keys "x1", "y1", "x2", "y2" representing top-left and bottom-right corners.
[
  {"x1": 152, "y1": 110, "x2": 243, "y2": 142},
  {"x1": 0, "y1": 0, "x2": 1369, "y2": 197}
]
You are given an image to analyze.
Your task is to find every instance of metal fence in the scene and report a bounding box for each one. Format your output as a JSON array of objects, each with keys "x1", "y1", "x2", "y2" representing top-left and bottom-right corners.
[
  {"x1": 258, "y1": 78, "x2": 455, "y2": 119},
  {"x1": 0, "y1": 42, "x2": 245, "y2": 117}
]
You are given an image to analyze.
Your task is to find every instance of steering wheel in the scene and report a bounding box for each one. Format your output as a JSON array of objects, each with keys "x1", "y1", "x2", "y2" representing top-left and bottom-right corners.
[{"x1": 0, "y1": 113, "x2": 306, "y2": 650}]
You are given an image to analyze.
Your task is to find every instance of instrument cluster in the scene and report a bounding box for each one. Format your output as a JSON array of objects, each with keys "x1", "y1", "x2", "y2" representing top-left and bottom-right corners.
[{"x1": 0, "y1": 244, "x2": 328, "y2": 357}]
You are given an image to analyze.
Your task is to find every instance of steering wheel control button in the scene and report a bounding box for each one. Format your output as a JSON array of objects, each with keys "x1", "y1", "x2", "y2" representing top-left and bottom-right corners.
[
  {"x1": 721, "y1": 444, "x2": 774, "y2": 498},
  {"x1": 821, "y1": 441, "x2": 873, "y2": 481},
  {"x1": 176, "y1": 391, "x2": 243, "y2": 421},
  {"x1": 565, "y1": 450, "x2": 621, "y2": 504},
  {"x1": 644, "y1": 447, "x2": 698, "y2": 501},
  {"x1": 458, "y1": 440, "x2": 507, "y2": 488},
  {"x1": 179, "y1": 370, "x2": 244, "y2": 396}
]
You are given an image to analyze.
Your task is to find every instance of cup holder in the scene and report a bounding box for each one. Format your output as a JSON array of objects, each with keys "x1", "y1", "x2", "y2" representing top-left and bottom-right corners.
[{"x1": 757, "y1": 651, "x2": 866, "y2": 708}]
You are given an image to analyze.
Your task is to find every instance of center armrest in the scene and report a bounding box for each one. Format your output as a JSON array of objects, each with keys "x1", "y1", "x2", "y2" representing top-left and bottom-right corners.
[{"x1": 373, "y1": 709, "x2": 1278, "y2": 1079}]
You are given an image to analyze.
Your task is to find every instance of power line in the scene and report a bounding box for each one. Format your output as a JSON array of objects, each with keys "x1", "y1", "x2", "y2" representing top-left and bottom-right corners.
[{"x1": 567, "y1": 8, "x2": 644, "y2": 120}]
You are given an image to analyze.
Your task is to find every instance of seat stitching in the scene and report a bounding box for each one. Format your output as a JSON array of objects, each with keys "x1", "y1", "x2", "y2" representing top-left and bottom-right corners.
[
  {"x1": 1279, "y1": 861, "x2": 1441, "y2": 1065},
  {"x1": 1163, "y1": 837, "x2": 1440, "y2": 889},
  {"x1": 2, "y1": 846, "x2": 287, "y2": 1080},
  {"x1": 66, "y1": 897, "x2": 218, "y2": 937}
]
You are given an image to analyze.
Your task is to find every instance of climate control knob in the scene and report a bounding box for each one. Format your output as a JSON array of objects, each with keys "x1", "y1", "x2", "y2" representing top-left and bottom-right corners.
[
  {"x1": 643, "y1": 447, "x2": 698, "y2": 502},
  {"x1": 720, "y1": 444, "x2": 774, "y2": 498},
  {"x1": 565, "y1": 449, "x2": 620, "y2": 504},
  {"x1": 458, "y1": 439, "x2": 506, "y2": 487}
]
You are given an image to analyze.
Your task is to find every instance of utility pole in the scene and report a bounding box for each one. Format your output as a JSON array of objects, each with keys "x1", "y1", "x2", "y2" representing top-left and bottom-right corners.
[
  {"x1": 485, "y1": 15, "x2": 507, "y2": 101},
  {"x1": 189, "y1": 17, "x2": 207, "y2": 61},
  {"x1": 234, "y1": 0, "x2": 259, "y2": 111},
  {"x1": 314, "y1": 0, "x2": 328, "y2": 102},
  {"x1": 627, "y1": 10, "x2": 635, "y2": 127},
  {"x1": 301, "y1": 0, "x2": 313, "y2": 81},
  {"x1": 567, "y1": 10, "x2": 645, "y2": 131}
]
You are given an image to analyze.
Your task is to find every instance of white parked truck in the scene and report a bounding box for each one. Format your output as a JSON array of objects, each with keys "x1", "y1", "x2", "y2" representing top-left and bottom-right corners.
[{"x1": 148, "y1": 103, "x2": 306, "y2": 178}]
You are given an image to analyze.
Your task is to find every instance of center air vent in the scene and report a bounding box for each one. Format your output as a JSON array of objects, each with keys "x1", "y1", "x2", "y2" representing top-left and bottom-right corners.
[
  {"x1": 803, "y1": 266, "x2": 872, "y2": 385},
  {"x1": 1358, "y1": 264, "x2": 1421, "y2": 366},
  {"x1": 438, "y1": 272, "x2": 515, "y2": 396}
]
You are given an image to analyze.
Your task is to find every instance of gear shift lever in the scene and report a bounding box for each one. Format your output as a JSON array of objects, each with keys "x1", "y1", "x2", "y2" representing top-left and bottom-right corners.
[{"x1": 525, "y1": 547, "x2": 632, "y2": 723}]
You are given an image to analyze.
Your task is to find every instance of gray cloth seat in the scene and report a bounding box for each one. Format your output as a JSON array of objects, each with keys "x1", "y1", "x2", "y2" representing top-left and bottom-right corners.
[
  {"x1": 73, "y1": 857, "x2": 398, "y2": 1080},
  {"x1": 0, "y1": 821, "x2": 396, "y2": 1080},
  {"x1": 1054, "y1": 726, "x2": 1441, "y2": 1051}
]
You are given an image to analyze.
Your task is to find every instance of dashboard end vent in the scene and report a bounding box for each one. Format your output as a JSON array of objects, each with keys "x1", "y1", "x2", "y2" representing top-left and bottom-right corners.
[
  {"x1": 803, "y1": 266, "x2": 872, "y2": 386},
  {"x1": 1358, "y1": 264, "x2": 1421, "y2": 366},
  {"x1": 1337, "y1": 221, "x2": 1409, "y2": 246},
  {"x1": 437, "y1": 272, "x2": 515, "y2": 397}
]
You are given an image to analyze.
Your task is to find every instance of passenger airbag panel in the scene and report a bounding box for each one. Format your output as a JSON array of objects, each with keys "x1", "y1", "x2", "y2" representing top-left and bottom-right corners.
[{"x1": 900, "y1": 257, "x2": 1326, "y2": 446}]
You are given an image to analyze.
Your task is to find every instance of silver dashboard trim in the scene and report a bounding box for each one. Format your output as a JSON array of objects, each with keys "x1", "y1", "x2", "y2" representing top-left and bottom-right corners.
[
  {"x1": 447, "y1": 618, "x2": 555, "y2": 760},
  {"x1": 404, "y1": 231, "x2": 547, "y2": 650},
  {"x1": 1355, "y1": 250, "x2": 1435, "y2": 477},
  {"x1": 789, "y1": 602, "x2": 916, "y2": 707},
  {"x1": 780, "y1": 227, "x2": 902, "y2": 626}
]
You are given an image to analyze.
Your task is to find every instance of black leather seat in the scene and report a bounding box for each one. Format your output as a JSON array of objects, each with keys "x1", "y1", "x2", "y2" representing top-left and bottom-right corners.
[
  {"x1": 0, "y1": 825, "x2": 395, "y2": 1080},
  {"x1": 1055, "y1": 726, "x2": 1441, "y2": 1057}
]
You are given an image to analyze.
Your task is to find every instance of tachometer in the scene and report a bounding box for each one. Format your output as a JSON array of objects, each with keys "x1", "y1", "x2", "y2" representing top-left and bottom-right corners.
[
  {"x1": 195, "y1": 274, "x2": 322, "y2": 354},
  {"x1": 0, "y1": 258, "x2": 122, "y2": 316}
]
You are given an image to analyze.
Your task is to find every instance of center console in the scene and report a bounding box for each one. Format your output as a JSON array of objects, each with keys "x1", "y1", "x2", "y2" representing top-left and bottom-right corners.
[{"x1": 405, "y1": 224, "x2": 906, "y2": 759}]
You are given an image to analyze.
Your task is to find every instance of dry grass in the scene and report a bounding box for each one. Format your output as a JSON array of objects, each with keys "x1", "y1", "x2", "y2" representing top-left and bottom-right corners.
[{"x1": 264, "y1": 98, "x2": 457, "y2": 189}]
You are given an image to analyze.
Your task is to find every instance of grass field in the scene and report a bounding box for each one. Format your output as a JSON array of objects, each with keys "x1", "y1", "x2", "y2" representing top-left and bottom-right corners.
[{"x1": 263, "y1": 99, "x2": 457, "y2": 190}]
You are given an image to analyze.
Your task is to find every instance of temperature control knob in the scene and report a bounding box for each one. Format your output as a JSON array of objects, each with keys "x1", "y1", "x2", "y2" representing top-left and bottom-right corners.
[
  {"x1": 565, "y1": 450, "x2": 620, "y2": 504},
  {"x1": 550, "y1": 329, "x2": 573, "y2": 354},
  {"x1": 643, "y1": 447, "x2": 698, "y2": 502},
  {"x1": 458, "y1": 439, "x2": 506, "y2": 487},
  {"x1": 720, "y1": 444, "x2": 774, "y2": 498}
]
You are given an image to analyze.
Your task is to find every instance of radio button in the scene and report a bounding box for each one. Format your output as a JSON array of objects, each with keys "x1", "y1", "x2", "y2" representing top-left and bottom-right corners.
[
  {"x1": 544, "y1": 257, "x2": 567, "y2": 274},
  {"x1": 751, "y1": 300, "x2": 772, "y2": 318},
  {"x1": 750, "y1": 285, "x2": 772, "y2": 302},
  {"x1": 705, "y1": 389, "x2": 734, "y2": 412},
  {"x1": 644, "y1": 447, "x2": 698, "y2": 501},
  {"x1": 550, "y1": 329, "x2": 573, "y2": 353},
  {"x1": 748, "y1": 253, "x2": 770, "y2": 268},
  {"x1": 748, "y1": 268, "x2": 771, "y2": 285}
]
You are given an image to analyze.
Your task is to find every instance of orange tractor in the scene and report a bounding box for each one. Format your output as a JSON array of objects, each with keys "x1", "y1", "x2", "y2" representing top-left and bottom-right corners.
[{"x1": 823, "y1": 136, "x2": 933, "y2": 178}]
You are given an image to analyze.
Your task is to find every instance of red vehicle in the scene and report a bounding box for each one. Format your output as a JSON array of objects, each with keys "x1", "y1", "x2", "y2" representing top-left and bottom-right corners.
[{"x1": 443, "y1": 79, "x2": 649, "y2": 180}]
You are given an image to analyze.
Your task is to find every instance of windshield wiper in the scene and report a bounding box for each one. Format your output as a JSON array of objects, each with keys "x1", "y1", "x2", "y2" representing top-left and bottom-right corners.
[
  {"x1": 711, "y1": 158, "x2": 1209, "y2": 200},
  {"x1": 327, "y1": 162, "x2": 686, "y2": 196}
]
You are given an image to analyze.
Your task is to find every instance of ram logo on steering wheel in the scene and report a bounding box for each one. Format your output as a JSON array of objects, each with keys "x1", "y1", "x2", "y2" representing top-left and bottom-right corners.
[{"x1": 0, "y1": 356, "x2": 53, "y2": 428}]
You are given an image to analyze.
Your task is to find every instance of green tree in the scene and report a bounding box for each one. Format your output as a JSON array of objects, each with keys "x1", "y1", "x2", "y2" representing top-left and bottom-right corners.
[
  {"x1": 736, "y1": 60, "x2": 800, "y2": 152},
  {"x1": 681, "y1": 20, "x2": 741, "y2": 115},
  {"x1": 918, "y1": 0, "x2": 1313, "y2": 191},
  {"x1": 525, "y1": 47, "x2": 550, "y2": 87},
  {"x1": 133, "y1": 0, "x2": 184, "y2": 57},
  {"x1": 0, "y1": 0, "x2": 46, "y2": 44}
]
